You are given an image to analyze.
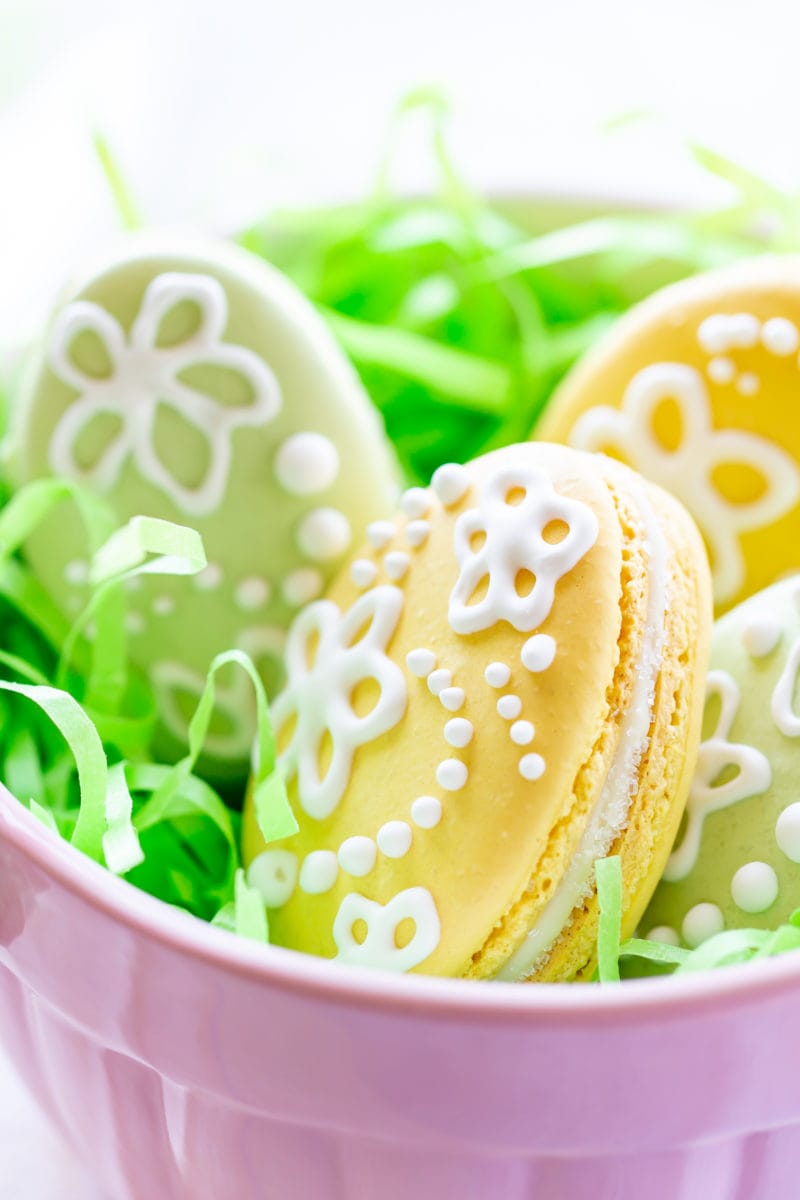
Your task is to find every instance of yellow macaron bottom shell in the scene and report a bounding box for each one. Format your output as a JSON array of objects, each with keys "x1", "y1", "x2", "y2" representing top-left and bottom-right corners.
[{"x1": 536, "y1": 256, "x2": 800, "y2": 616}]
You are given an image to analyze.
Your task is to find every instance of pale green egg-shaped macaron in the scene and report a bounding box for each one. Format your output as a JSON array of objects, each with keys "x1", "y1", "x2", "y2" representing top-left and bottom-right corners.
[
  {"x1": 644, "y1": 575, "x2": 800, "y2": 947},
  {"x1": 7, "y1": 234, "x2": 401, "y2": 768}
]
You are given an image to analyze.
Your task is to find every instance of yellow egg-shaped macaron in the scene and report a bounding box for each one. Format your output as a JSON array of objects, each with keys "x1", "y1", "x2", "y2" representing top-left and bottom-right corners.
[
  {"x1": 537, "y1": 257, "x2": 800, "y2": 614},
  {"x1": 243, "y1": 443, "x2": 712, "y2": 981}
]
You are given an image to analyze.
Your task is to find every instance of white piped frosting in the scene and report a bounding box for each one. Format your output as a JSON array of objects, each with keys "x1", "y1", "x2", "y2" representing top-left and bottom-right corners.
[
  {"x1": 274, "y1": 432, "x2": 339, "y2": 496},
  {"x1": 431, "y1": 463, "x2": 470, "y2": 507}
]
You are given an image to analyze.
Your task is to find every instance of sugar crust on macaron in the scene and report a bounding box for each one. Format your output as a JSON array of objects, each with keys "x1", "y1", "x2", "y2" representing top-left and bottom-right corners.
[
  {"x1": 537, "y1": 256, "x2": 800, "y2": 616},
  {"x1": 243, "y1": 443, "x2": 712, "y2": 981},
  {"x1": 8, "y1": 234, "x2": 400, "y2": 765}
]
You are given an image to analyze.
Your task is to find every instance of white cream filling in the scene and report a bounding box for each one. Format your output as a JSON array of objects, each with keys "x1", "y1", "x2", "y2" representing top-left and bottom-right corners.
[{"x1": 494, "y1": 476, "x2": 670, "y2": 981}]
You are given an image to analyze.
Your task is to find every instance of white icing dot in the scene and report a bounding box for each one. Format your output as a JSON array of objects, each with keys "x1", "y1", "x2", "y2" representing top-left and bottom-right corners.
[
  {"x1": 519, "y1": 753, "x2": 545, "y2": 781},
  {"x1": 247, "y1": 849, "x2": 298, "y2": 908},
  {"x1": 152, "y1": 595, "x2": 175, "y2": 617},
  {"x1": 64, "y1": 559, "x2": 88, "y2": 585},
  {"x1": 194, "y1": 562, "x2": 223, "y2": 591},
  {"x1": 338, "y1": 836, "x2": 377, "y2": 877},
  {"x1": 235, "y1": 577, "x2": 270, "y2": 611},
  {"x1": 366, "y1": 520, "x2": 395, "y2": 549},
  {"x1": 297, "y1": 508, "x2": 351, "y2": 561},
  {"x1": 282, "y1": 568, "x2": 323, "y2": 607},
  {"x1": 431, "y1": 463, "x2": 470, "y2": 507},
  {"x1": 730, "y1": 316, "x2": 761, "y2": 349},
  {"x1": 439, "y1": 687, "x2": 465, "y2": 712},
  {"x1": 377, "y1": 821, "x2": 413, "y2": 858},
  {"x1": 427, "y1": 669, "x2": 452, "y2": 696},
  {"x1": 125, "y1": 575, "x2": 143, "y2": 593},
  {"x1": 436, "y1": 759, "x2": 468, "y2": 791},
  {"x1": 383, "y1": 551, "x2": 411, "y2": 581},
  {"x1": 299, "y1": 850, "x2": 339, "y2": 895},
  {"x1": 510, "y1": 720, "x2": 534, "y2": 746},
  {"x1": 497, "y1": 694, "x2": 522, "y2": 720},
  {"x1": 405, "y1": 520, "x2": 431, "y2": 548},
  {"x1": 125, "y1": 611, "x2": 145, "y2": 635},
  {"x1": 444, "y1": 717, "x2": 473, "y2": 747},
  {"x1": 274, "y1": 432, "x2": 340, "y2": 496},
  {"x1": 411, "y1": 795, "x2": 442, "y2": 828},
  {"x1": 400, "y1": 487, "x2": 432, "y2": 518},
  {"x1": 407, "y1": 648, "x2": 437, "y2": 677},
  {"x1": 646, "y1": 925, "x2": 681, "y2": 946},
  {"x1": 762, "y1": 317, "x2": 799, "y2": 356},
  {"x1": 742, "y1": 614, "x2": 782, "y2": 658},
  {"x1": 776, "y1": 803, "x2": 800, "y2": 863},
  {"x1": 698, "y1": 312, "x2": 760, "y2": 354},
  {"x1": 731, "y1": 861, "x2": 779, "y2": 914},
  {"x1": 351, "y1": 559, "x2": 379, "y2": 589},
  {"x1": 682, "y1": 902, "x2": 724, "y2": 949},
  {"x1": 521, "y1": 634, "x2": 556, "y2": 673},
  {"x1": 707, "y1": 356, "x2": 735, "y2": 384},
  {"x1": 736, "y1": 372, "x2": 760, "y2": 396},
  {"x1": 484, "y1": 662, "x2": 511, "y2": 688}
]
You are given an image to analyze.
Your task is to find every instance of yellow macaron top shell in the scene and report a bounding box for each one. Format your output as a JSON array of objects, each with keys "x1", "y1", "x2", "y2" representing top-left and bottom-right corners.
[
  {"x1": 243, "y1": 443, "x2": 646, "y2": 977},
  {"x1": 537, "y1": 256, "x2": 800, "y2": 614}
]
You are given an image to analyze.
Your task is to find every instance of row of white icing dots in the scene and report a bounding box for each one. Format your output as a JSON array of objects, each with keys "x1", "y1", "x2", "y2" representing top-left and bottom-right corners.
[{"x1": 698, "y1": 312, "x2": 800, "y2": 396}]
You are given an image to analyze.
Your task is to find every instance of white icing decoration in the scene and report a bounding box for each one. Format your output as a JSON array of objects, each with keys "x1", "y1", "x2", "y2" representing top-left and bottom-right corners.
[
  {"x1": 431, "y1": 463, "x2": 470, "y2": 507},
  {"x1": 521, "y1": 634, "x2": 556, "y2": 673},
  {"x1": 338, "y1": 836, "x2": 377, "y2": 877},
  {"x1": 274, "y1": 432, "x2": 339, "y2": 496},
  {"x1": 366, "y1": 521, "x2": 395, "y2": 549},
  {"x1": 194, "y1": 562, "x2": 223, "y2": 590},
  {"x1": 646, "y1": 925, "x2": 681, "y2": 946},
  {"x1": 125, "y1": 611, "x2": 145, "y2": 635},
  {"x1": 682, "y1": 902, "x2": 724, "y2": 948},
  {"x1": 64, "y1": 559, "x2": 88, "y2": 585},
  {"x1": 334, "y1": 887, "x2": 440, "y2": 972},
  {"x1": 772, "y1": 637, "x2": 800, "y2": 736},
  {"x1": 736, "y1": 372, "x2": 760, "y2": 396},
  {"x1": 497, "y1": 694, "x2": 522, "y2": 720},
  {"x1": 439, "y1": 687, "x2": 465, "y2": 712},
  {"x1": 377, "y1": 821, "x2": 412, "y2": 858},
  {"x1": 510, "y1": 720, "x2": 534, "y2": 746},
  {"x1": 351, "y1": 559, "x2": 378, "y2": 589},
  {"x1": 484, "y1": 662, "x2": 511, "y2": 688},
  {"x1": 664, "y1": 670, "x2": 772, "y2": 882},
  {"x1": 742, "y1": 614, "x2": 782, "y2": 659},
  {"x1": 400, "y1": 488, "x2": 432, "y2": 518},
  {"x1": 48, "y1": 273, "x2": 281, "y2": 515},
  {"x1": 411, "y1": 796, "x2": 442, "y2": 828},
  {"x1": 762, "y1": 317, "x2": 799, "y2": 356},
  {"x1": 383, "y1": 551, "x2": 411, "y2": 581},
  {"x1": 405, "y1": 520, "x2": 431, "y2": 548},
  {"x1": 152, "y1": 595, "x2": 174, "y2": 617},
  {"x1": 273, "y1": 586, "x2": 406, "y2": 819},
  {"x1": 125, "y1": 575, "x2": 143, "y2": 593},
  {"x1": 406, "y1": 648, "x2": 436, "y2": 677},
  {"x1": 444, "y1": 718, "x2": 473, "y2": 748},
  {"x1": 235, "y1": 577, "x2": 270, "y2": 611},
  {"x1": 436, "y1": 759, "x2": 468, "y2": 791},
  {"x1": 299, "y1": 850, "x2": 339, "y2": 895},
  {"x1": 731, "y1": 861, "x2": 778, "y2": 914},
  {"x1": 569, "y1": 362, "x2": 800, "y2": 604},
  {"x1": 448, "y1": 463, "x2": 598, "y2": 635},
  {"x1": 297, "y1": 507, "x2": 351, "y2": 561},
  {"x1": 698, "y1": 313, "x2": 760, "y2": 353},
  {"x1": 519, "y1": 753, "x2": 545, "y2": 781},
  {"x1": 707, "y1": 356, "x2": 735, "y2": 384},
  {"x1": 281, "y1": 568, "x2": 323, "y2": 607},
  {"x1": 777, "y1": 803, "x2": 800, "y2": 863},
  {"x1": 427, "y1": 669, "x2": 452, "y2": 696},
  {"x1": 247, "y1": 849, "x2": 298, "y2": 908}
]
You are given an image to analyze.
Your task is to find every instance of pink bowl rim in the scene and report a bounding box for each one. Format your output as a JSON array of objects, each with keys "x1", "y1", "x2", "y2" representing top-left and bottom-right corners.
[{"x1": 4, "y1": 784, "x2": 800, "y2": 1025}]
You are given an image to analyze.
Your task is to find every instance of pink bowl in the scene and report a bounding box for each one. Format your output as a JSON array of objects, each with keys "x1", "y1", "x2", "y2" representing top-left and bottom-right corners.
[{"x1": 2, "y1": 784, "x2": 800, "y2": 1200}]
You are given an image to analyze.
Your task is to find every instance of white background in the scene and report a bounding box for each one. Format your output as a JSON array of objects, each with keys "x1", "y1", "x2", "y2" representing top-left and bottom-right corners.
[{"x1": 1, "y1": 0, "x2": 800, "y2": 1194}]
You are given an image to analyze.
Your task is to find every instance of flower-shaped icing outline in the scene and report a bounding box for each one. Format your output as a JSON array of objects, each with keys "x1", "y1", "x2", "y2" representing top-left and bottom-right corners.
[
  {"x1": 570, "y1": 362, "x2": 800, "y2": 604},
  {"x1": 47, "y1": 272, "x2": 282, "y2": 515},
  {"x1": 663, "y1": 669, "x2": 772, "y2": 882},
  {"x1": 273, "y1": 585, "x2": 407, "y2": 821},
  {"x1": 333, "y1": 886, "x2": 440, "y2": 972}
]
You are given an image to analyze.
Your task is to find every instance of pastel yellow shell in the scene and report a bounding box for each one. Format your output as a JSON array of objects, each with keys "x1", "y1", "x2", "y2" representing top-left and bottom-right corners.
[
  {"x1": 243, "y1": 443, "x2": 711, "y2": 981},
  {"x1": 537, "y1": 257, "x2": 800, "y2": 614}
]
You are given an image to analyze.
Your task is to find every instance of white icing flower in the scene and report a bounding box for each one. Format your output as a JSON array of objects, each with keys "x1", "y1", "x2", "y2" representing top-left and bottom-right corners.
[
  {"x1": 663, "y1": 670, "x2": 772, "y2": 882},
  {"x1": 47, "y1": 272, "x2": 282, "y2": 515},
  {"x1": 273, "y1": 586, "x2": 407, "y2": 820},
  {"x1": 570, "y1": 362, "x2": 800, "y2": 604},
  {"x1": 448, "y1": 463, "x2": 599, "y2": 635},
  {"x1": 333, "y1": 886, "x2": 440, "y2": 972}
]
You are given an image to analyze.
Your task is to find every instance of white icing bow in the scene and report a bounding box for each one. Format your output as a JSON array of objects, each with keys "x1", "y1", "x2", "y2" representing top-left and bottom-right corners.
[
  {"x1": 570, "y1": 362, "x2": 800, "y2": 604},
  {"x1": 273, "y1": 586, "x2": 407, "y2": 820},
  {"x1": 333, "y1": 887, "x2": 440, "y2": 972},
  {"x1": 47, "y1": 272, "x2": 282, "y2": 515}
]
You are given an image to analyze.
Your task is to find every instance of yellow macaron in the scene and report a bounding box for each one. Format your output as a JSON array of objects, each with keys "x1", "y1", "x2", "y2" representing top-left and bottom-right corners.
[
  {"x1": 537, "y1": 256, "x2": 800, "y2": 614},
  {"x1": 243, "y1": 443, "x2": 711, "y2": 981}
]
